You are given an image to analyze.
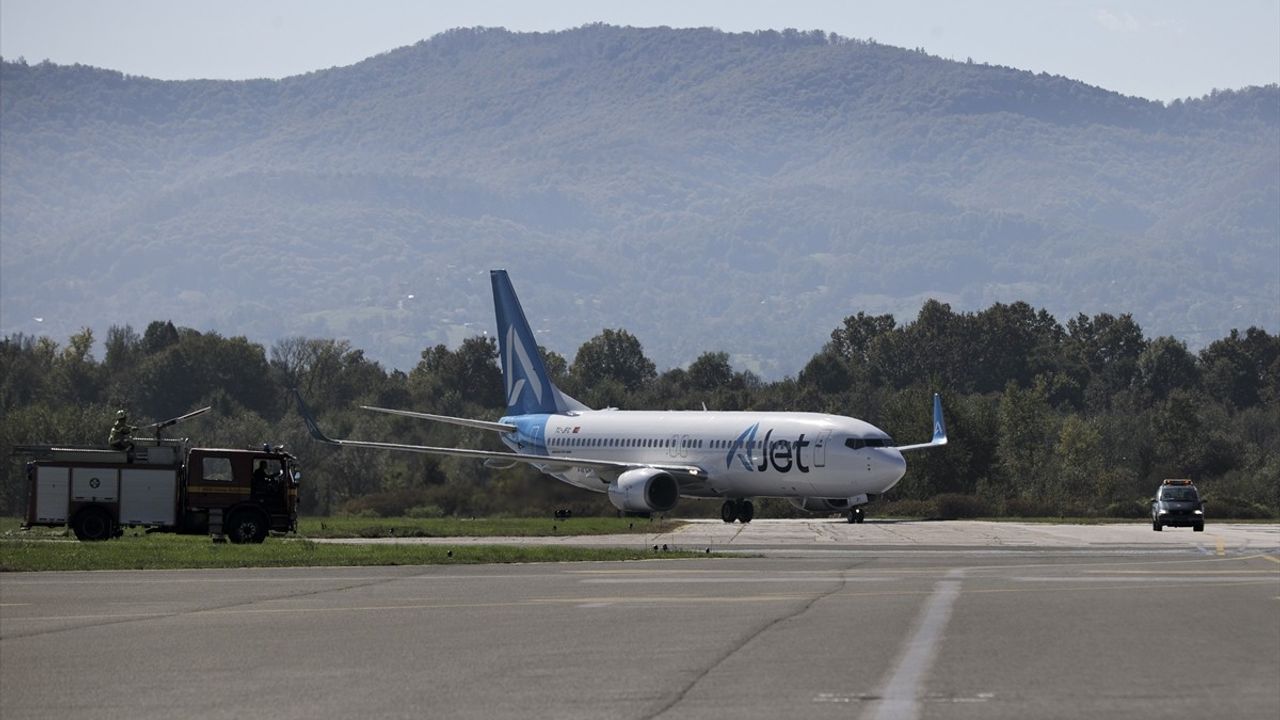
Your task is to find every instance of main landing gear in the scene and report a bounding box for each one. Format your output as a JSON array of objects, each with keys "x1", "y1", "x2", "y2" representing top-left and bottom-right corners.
[
  {"x1": 847, "y1": 507, "x2": 865, "y2": 524},
  {"x1": 721, "y1": 499, "x2": 754, "y2": 524}
]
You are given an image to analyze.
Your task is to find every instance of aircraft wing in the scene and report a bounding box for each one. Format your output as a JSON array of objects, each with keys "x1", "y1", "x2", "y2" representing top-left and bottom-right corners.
[{"x1": 296, "y1": 392, "x2": 706, "y2": 486}]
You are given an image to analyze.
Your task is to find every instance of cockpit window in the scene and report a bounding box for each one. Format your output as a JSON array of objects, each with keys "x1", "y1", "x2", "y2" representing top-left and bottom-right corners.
[{"x1": 845, "y1": 437, "x2": 892, "y2": 450}]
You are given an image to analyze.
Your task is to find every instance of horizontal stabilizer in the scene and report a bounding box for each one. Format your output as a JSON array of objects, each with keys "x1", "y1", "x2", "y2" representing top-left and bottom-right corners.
[{"x1": 361, "y1": 405, "x2": 517, "y2": 433}]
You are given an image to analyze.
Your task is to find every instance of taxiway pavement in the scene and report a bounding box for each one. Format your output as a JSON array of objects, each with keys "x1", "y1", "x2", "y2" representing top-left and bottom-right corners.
[{"x1": 2, "y1": 521, "x2": 1277, "y2": 719}]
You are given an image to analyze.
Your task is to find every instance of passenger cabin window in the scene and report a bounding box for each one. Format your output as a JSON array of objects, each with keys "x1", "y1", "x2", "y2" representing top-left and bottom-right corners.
[{"x1": 203, "y1": 456, "x2": 233, "y2": 482}]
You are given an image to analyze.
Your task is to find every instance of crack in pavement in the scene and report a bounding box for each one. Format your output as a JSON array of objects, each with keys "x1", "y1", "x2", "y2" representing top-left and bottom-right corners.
[{"x1": 641, "y1": 560, "x2": 871, "y2": 720}]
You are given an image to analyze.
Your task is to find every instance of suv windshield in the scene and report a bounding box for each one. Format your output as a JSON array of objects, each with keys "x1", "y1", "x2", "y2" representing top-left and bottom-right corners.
[{"x1": 1160, "y1": 487, "x2": 1199, "y2": 502}]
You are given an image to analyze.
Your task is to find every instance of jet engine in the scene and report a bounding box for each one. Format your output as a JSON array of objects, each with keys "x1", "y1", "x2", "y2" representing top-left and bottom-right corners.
[{"x1": 607, "y1": 468, "x2": 679, "y2": 513}]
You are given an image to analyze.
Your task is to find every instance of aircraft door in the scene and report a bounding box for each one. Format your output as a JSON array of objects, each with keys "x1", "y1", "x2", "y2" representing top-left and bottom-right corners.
[{"x1": 814, "y1": 430, "x2": 831, "y2": 468}]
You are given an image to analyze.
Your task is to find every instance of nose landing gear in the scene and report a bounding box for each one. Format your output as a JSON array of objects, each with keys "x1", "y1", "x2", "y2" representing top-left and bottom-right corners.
[
  {"x1": 720, "y1": 499, "x2": 755, "y2": 524},
  {"x1": 847, "y1": 507, "x2": 865, "y2": 524}
]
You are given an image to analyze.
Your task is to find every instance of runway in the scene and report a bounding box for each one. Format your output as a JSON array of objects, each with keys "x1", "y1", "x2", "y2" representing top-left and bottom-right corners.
[
  {"x1": 2, "y1": 522, "x2": 1278, "y2": 719},
  {"x1": 317, "y1": 517, "x2": 1280, "y2": 556}
]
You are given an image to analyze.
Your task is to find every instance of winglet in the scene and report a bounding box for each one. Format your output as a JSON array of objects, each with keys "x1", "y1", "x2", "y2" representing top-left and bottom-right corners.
[
  {"x1": 896, "y1": 393, "x2": 948, "y2": 452},
  {"x1": 292, "y1": 389, "x2": 340, "y2": 445},
  {"x1": 930, "y1": 392, "x2": 947, "y2": 445}
]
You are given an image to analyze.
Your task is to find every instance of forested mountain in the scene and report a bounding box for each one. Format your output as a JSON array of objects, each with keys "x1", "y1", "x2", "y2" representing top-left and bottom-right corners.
[{"x1": 2, "y1": 25, "x2": 1277, "y2": 375}]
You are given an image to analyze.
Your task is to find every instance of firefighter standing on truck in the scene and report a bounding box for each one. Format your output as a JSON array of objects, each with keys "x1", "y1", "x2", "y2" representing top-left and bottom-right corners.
[{"x1": 108, "y1": 410, "x2": 136, "y2": 454}]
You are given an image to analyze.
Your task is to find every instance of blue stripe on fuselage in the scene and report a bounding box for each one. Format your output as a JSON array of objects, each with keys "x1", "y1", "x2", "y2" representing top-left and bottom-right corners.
[{"x1": 501, "y1": 414, "x2": 552, "y2": 455}]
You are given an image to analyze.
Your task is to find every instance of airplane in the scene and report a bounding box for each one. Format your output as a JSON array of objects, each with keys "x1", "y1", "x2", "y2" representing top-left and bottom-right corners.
[{"x1": 296, "y1": 270, "x2": 947, "y2": 523}]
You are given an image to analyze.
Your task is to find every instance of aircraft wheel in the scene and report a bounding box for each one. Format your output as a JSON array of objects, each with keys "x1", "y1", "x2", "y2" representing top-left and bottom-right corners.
[
  {"x1": 854, "y1": 507, "x2": 865, "y2": 524},
  {"x1": 720, "y1": 500, "x2": 737, "y2": 523},
  {"x1": 738, "y1": 500, "x2": 754, "y2": 524}
]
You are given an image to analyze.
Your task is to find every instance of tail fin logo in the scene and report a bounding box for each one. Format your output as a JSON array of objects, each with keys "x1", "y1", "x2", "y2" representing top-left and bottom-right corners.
[{"x1": 505, "y1": 325, "x2": 543, "y2": 409}]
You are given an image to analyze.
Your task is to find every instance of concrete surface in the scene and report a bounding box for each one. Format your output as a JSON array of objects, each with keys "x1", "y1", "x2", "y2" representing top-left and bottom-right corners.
[{"x1": 2, "y1": 521, "x2": 1277, "y2": 719}]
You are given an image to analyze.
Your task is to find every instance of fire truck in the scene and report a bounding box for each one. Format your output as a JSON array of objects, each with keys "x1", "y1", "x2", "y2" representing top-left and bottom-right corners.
[{"x1": 20, "y1": 408, "x2": 299, "y2": 543}]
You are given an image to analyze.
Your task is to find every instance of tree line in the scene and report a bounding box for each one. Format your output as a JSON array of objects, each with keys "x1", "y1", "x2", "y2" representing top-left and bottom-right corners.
[{"x1": 1, "y1": 301, "x2": 1276, "y2": 519}]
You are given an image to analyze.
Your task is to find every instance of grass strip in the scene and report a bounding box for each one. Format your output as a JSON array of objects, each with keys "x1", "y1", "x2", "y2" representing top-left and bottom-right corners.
[
  {"x1": 0, "y1": 535, "x2": 707, "y2": 572},
  {"x1": 296, "y1": 516, "x2": 682, "y2": 538},
  {"x1": 0, "y1": 516, "x2": 682, "y2": 539}
]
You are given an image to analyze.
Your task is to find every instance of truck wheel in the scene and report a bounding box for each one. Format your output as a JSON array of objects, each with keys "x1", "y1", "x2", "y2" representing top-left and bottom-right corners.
[
  {"x1": 72, "y1": 507, "x2": 114, "y2": 542},
  {"x1": 226, "y1": 510, "x2": 268, "y2": 544}
]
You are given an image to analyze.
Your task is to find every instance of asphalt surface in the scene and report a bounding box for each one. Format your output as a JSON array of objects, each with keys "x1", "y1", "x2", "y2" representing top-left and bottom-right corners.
[{"x1": 2, "y1": 521, "x2": 1278, "y2": 720}]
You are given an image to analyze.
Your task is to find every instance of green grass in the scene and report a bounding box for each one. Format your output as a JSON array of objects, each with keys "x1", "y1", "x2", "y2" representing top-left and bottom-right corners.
[
  {"x1": 296, "y1": 515, "x2": 681, "y2": 538},
  {"x1": 0, "y1": 515, "x2": 681, "y2": 540},
  {"x1": 0, "y1": 532, "x2": 707, "y2": 572},
  {"x1": 0, "y1": 516, "x2": 703, "y2": 572}
]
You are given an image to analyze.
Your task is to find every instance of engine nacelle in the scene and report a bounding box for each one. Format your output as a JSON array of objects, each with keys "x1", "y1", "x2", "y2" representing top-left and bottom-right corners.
[
  {"x1": 607, "y1": 468, "x2": 679, "y2": 513},
  {"x1": 788, "y1": 494, "x2": 871, "y2": 513}
]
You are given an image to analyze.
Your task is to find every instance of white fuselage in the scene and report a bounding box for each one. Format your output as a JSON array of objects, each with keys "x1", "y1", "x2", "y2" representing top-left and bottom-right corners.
[{"x1": 499, "y1": 409, "x2": 908, "y2": 500}]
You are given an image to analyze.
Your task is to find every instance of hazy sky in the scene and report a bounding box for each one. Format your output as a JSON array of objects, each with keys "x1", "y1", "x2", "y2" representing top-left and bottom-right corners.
[{"x1": 2, "y1": 0, "x2": 1277, "y2": 101}]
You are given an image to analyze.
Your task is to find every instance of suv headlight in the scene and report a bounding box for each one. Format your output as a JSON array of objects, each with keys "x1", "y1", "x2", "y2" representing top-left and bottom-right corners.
[{"x1": 1194, "y1": 509, "x2": 1203, "y2": 515}]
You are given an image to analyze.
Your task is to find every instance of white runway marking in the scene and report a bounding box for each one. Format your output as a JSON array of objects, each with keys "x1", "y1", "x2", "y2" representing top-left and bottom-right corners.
[{"x1": 866, "y1": 569, "x2": 964, "y2": 720}]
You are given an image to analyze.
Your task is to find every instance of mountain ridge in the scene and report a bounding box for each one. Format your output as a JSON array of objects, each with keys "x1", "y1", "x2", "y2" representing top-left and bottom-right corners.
[{"x1": 2, "y1": 25, "x2": 1276, "y2": 375}]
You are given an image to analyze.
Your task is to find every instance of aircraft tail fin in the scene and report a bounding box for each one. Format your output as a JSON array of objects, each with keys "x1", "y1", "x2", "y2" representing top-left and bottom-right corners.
[{"x1": 490, "y1": 270, "x2": 590, "y2": 416}]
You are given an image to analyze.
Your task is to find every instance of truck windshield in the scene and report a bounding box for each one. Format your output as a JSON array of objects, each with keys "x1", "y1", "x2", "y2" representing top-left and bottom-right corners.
[{"x1": 1161, "y1": 487, "x2": 1198, "y2": 502}]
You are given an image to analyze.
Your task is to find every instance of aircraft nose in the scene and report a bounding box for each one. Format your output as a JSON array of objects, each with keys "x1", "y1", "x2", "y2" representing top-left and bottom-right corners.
[{"x1": 878, "y1": 449, "x2": 907, "y2": 485}]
